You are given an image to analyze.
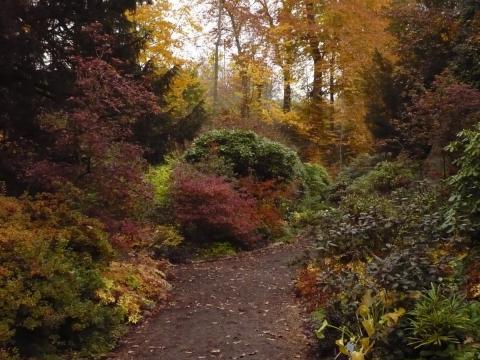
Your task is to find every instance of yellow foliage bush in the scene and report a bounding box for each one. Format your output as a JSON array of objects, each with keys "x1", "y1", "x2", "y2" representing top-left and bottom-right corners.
[
  {"x1": 0, "y1": 194, "x2": 173, "y2": 358},
  {"x1": 99, "y1": 256, "x2": 172, "y2": 324}
]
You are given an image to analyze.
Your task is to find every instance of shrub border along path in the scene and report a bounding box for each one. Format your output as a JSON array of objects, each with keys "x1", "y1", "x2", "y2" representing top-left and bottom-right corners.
[{"x1": 109, "y1": 240, "x2": 313, "y2": 359}]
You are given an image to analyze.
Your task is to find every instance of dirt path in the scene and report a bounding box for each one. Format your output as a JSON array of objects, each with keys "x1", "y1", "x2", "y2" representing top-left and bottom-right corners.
[{"x1": 109, "y1": 241, "x2": 313, "y2": 360}]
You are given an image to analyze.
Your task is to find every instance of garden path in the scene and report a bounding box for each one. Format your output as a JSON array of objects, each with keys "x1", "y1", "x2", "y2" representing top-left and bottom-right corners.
[{"x1": 108, "y1": 240, "x2": 314, "y2": 360}]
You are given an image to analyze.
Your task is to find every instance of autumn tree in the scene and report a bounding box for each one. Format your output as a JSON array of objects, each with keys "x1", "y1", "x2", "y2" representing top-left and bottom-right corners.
[
  {"x1": 224, "y1": 0, "x2": 256, "y2": 119},
  {"x1": 0, "y1": 0, "x2": 143, "y2": 193},
  {"x1": 400, "y1": 73, "x2": 480, "y2": 166},
  {"x1": 256, "y1": 0, "x2": 299, "y2": 112},
  {"x1": 365, "y1": 0, "x2": 480, "y2": 159},
  {"x1": 453, "y1": 0, "x2": 480, "y2": 89},
  {"x1": 128, "y1": 0, "x2": 207, "y2": 162},
  {"x1": 213, "y1": 0, "x2": 226, "y2": 111},
  {"x1": 26, "y1": 24, "x2": 160, "y2": 233}
]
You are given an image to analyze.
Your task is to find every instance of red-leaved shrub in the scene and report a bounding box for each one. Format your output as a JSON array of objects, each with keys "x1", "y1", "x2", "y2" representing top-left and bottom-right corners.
[
  {"x1": 238, "y1": 177, "x2": 299, "y2": 236},
  {"x1": 171, "y1": 165, "x2": 260, "y2": 248}
]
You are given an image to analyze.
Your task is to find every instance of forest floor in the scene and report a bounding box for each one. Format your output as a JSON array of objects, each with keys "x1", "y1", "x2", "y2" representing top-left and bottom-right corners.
[{"x1": 108, "y1": 239, "x2": 315, "y2": 360}]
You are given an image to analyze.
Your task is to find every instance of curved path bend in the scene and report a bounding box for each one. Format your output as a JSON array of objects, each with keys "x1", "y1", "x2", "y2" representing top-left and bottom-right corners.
[{"x1": 109, "y1": 241, "x2": 313, "y2": 360}]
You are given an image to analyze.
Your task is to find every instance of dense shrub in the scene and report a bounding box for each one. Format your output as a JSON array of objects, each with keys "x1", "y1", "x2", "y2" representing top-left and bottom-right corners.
[
  {"x1": 98, "y1": 256, "x2": 171, "y2": 325},
  {"x1": 238, "y1": 177, "x2": 300, "y2": 238},
  {"x1": 171, "y1": 165, "x2": 261, "y2": 248},
  {"x1": 445, "y1": 123, "x2": 480, "y2": 236},
  {"x1": 347, "y1": 160, "x2": 417, "y2": 194},
  {"x1": 337, "y1": 153, "x2": 385, "y2": 183},
  {"x1": 302, "y1": 163, "x2": 331, "y2": 200},
  {"x1": 149, "y1": 224, "x2": 185, "y2": 261},
  {"x1": 366, "y1": 243, "x2": 448, "y2": 292},
  {"x1": 400, "y1": 74, "x2": 480, "y2": 159},
  {"x1": 0, "y1": 195, "x2": 121, "y2": 358},
  {"x1": 145, "y1": 156, "x2": 179, "y2": 225},
  {"x1": 178, "y1": 130, "x2": 312, "y2": 244},
  {"x1": 146, "y1": 159, "x2": 176, "y2": 208},
  {"x1": 184, "y1": 129, "x2": 304, "y2": 181},
  {"x1": 317, "y1": 182, "x2": 448, "y2": 257},
  {"x1": 314, "y1": 205, "x2": 398, "y2": 259},
  {"x1": 329, "y1": 157, "x2": 410, "y2": 203},
  {"x1": 303, "y1": 157, "x2": 480, "y2": 359},
  {"x1": 26, "y1": 50, "x2": 159, "y2": 233}
]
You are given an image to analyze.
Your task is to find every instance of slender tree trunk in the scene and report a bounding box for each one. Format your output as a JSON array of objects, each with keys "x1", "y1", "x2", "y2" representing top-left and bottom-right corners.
[
  {"x1": 305, "y1": 0, "x2": 323, "y2": 103},
  {"x1": 227, "y1": 8, "x2": 250, "y2": 119},
  {"x1": 329, "y1": 53, "x2": 335, "y2": 131},
  {"x1": 256, "y1": 84, "x2": 263, "y2": 101},
  {"x1": 311, "y1": 53, "x2": 323, "y2": 101},
  {"x1": 213, "y1": 0, "x2": 224, "y2": 113},
  {"x1": 283, "y1": 65, "x2": 292, "y2": 112},
  {"x1": 240, "y1": 68, "x2": 250, "y2": 119}
]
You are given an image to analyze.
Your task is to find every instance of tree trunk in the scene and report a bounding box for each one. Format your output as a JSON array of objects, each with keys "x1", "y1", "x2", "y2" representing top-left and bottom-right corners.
[
  {"x1": 329, "y1": 53, "x2": 335, "y2": 131},
  {"x1": 213, "y1": 0, "x2": 224, "y2": 113},
  {"x1": 311, "y1": 54, "x2": 323, "y2": 101},
  {"x1": 283, "y1": 65, "x2": 292, "y2": 112},
  {"x1": 240, "y1": 69, "x2": 250, "y2": 119},
  {"x1": 227, "y1": 8, "x2": 250, "y2": 119},
  {"x1": 305, "y1": 0, "x2": 323, "y2": 102}
]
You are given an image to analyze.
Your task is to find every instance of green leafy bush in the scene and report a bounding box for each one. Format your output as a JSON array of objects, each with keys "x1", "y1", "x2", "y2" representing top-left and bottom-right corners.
[
  {"x1": 302, "y1": 163, "x2": 331, "y2": 200},
  {"x1": 314, "y1": 203, "x2": 399, "y2": 258},
  {"x1": 347, "y1": 160, "x2": 417, "y2": 194},
  {"x1": 338, "y1": 153, "x2": 384, "y2": 183},
  {"x1": 150, "y1": 225, "x2": 185, "y2": 260},
  {"x1": 145, "y1": 156, "x2": 179, "y2": 225},
  {"x1": 146, "y1": 158, "x2": 177, "y2": 208},
  {"x1": 316, "y1": 182, "x2": 448, "y2": 258},
  {"x1": 288, "y1": 163, "x2": 330, "y2": 225},
  {"x1": 367, "y1": 243, "x2": 447, "y2": 292},
  {"x1": 303, "y1": 153, "x2": 479, "y2": 359},
  {"x1": 196, "y1": 241, "x2": 237, "y2": 259},
  {"x1": 445, "y1": 123, "x2": 480, "y2": 236},
  {"x1": 0, "y1": 195, "x2": 123, "y2": 358},
  {"x1": 184, "y1": 129, "x2": 304, "y2": 181}
]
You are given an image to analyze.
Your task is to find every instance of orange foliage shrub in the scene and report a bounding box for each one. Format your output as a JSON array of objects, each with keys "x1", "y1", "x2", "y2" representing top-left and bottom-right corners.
[
  {"x1": 466, "y1": 260, "x2": 480, "y2": 300},
  {"x1": 238, "y1": 177, "x2": 300, "y2": 237},
  {"x1": 295, "y1": 265, "x2": 331, "y2": 312}
]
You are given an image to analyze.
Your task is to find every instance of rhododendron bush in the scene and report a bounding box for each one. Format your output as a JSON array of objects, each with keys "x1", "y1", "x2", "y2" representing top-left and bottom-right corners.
[{"x1": 184, "y1": 129, "x2": 304, "y2": 181}]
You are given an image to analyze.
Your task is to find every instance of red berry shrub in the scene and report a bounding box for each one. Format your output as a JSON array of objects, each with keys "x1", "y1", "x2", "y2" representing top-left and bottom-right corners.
[{"x1": 171, "y1": 165, "x2": 261, "y2": 248}]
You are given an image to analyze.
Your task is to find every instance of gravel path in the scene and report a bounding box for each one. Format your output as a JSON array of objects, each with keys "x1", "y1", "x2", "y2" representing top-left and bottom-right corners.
[{"x1": 108, "y1": 241, "x2": 313, "y2": 360}]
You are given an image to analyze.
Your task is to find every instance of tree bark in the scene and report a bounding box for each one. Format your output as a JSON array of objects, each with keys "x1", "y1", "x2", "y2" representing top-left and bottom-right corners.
[
  {"x1": 213, "y1": 0, "x2": 224, "y2": 113},
  {"x1": 259, "y1": 0, "x2": 295, "y2": 113},
  {"x1": 305, "y1": 0, "x2": 323, "y2": 102},
  {"x1": 283, "y1": 65, "x2": 292, "y2": 112},
  {"x1": 329, "y1": 53, "x2": 335, "y2": 131},
  {"x1": 240, "y1": 69, "x2": 250, "y2": 119},
  {"x1": 227, "y1": 8, "x2": 250, "y2": 119}
]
